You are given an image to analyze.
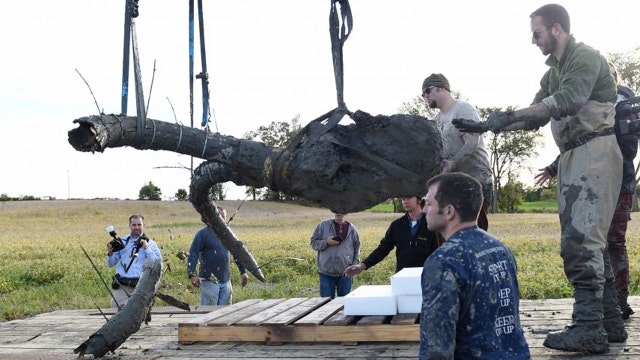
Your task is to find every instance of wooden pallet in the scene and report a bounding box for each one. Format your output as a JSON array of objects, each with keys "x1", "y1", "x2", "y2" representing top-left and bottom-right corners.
[{"x1": 178, "y1": 297, "x2": 420, "y2": 344}]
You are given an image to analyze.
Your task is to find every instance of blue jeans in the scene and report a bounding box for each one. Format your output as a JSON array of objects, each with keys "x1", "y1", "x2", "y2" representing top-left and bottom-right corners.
[
  {"x1": 319, "y1": 273, "x2": 352, "y2": 299},
  {"x1": 200, "y1": 279, "x2": 232, "y2": 305}
]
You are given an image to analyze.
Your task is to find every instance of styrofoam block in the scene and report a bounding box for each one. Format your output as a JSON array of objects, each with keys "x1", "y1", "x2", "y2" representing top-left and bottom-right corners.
[
  {"x1": 391, "y1": 267, "x2": 423, "y2": 295},
  {"x1": 343, "y1": 285, "x2": 397, "y2": 316},
  {"x1": 397, "y1": 294, "x2": 422, "y2": 314}
]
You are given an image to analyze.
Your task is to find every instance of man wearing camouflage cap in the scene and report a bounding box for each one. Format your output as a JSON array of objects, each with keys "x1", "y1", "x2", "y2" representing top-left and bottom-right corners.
[{"x1": 421, "y1": 73, "x2": 493, "y2": 231}]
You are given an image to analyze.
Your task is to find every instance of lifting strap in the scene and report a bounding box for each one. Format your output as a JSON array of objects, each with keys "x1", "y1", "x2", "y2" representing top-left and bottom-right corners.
[
  {"x1": 189, "y1": 0, "x2": 212, "y2": 130},
  {"x1": 273, "y1": 0, "x2": 354, "y2": 185},
  {"x1": 120, "y1": 0, "x2": 146, "y2": 141},
  {"x1": 329, "y1": 0, "x2": 352, "y2": 111}
]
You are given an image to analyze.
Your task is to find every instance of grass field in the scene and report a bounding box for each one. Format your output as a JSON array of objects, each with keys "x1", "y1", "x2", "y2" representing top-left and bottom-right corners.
[{"x1": 1, "y1": 199, "x2": 639, "y2": 322}]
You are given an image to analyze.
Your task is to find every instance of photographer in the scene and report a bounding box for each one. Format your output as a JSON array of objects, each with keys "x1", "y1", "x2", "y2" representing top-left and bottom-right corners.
[
  {"x1": 310, "y1": 213, "x2": 360, "y2": 298},
  {"x1": 106, "y1": 214, "x2": 163, "y2": 308}
]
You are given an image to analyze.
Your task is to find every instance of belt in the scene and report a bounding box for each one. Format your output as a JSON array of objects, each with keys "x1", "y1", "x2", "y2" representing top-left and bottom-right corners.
[{"x1": 561, "y1": 127, "x2": 614, "y2": 153}]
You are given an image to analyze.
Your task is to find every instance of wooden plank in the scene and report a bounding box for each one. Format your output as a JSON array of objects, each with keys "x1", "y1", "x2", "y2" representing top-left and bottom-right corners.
[
  {"x1": 262, "y1": 297, "x2": 331, "y2": 325},
  {"x1": 390, "y1": 313, "x2": 419, "y2": 325},
  {"x1": 235, "y1": 298, "x2": 308, "y2": 325},
  {"x1": 180, "y1": 299, "x2": 262, "y2": 326},
  {"x1": 206, "y1": 298, "x2": 286, "y2": 326},
  {"x1": 179, "y1": 323, "x2": 420, "y2": 343},
  {"x1": 295, "y1": 297, "x2": 344, "y2": 326},
  {"x1": 322, "y1": 309, "x2": 357, "y2": 326}
]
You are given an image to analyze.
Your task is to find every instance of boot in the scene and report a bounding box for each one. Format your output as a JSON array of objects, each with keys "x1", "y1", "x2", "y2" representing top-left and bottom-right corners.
[
  {"x1": 603, "y1": 316, "x2": 627, "y2": 342},
  {"x1": 618, "y1": 290, "x2": 634, "y2": 319},
  {"x1": 543, "y1": 323, "x2": 609, "y2": 353}
]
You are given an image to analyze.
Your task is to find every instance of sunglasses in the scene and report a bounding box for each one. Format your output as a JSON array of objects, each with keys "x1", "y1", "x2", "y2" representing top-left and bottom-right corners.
[
  {"x1": 422, "y1": 86, "x2": 436, "y2": 97},
  {"x1": 532, "y1": 26, "x2": 552, "y2": 40}
]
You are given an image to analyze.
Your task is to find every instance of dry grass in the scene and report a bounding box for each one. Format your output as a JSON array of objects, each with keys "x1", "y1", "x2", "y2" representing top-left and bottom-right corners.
[{"x1": 1, "y1": 200, "x2": 639, "y2": 321}]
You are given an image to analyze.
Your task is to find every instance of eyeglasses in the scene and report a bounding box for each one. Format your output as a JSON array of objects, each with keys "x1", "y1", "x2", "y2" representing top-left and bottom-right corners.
[
  {"x1": 422, "y1": 86, "x2": 436, "y2": 97},
  {"x1": 532, "y1": 26, "x2": 551, "y2": 40}
]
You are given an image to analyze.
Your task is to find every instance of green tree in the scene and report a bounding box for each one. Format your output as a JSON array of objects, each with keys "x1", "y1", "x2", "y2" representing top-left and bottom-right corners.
[
  {"x1": 608, "y1": 47, "x2": 640, "y2": 94},
  {"x1": 243, "y1": 114, "x2": 302, "y2": 200},
  {"x1": 175, "y1": 188, "x2": 188, "y2": 201},
  {"x1": 398, "y1": 95, "x2": 439, "y2": 118},
  {"x1": 498, "y1": 178, "x2": 525, "y2": 213},
  {"x1": 138, "y1": 181, "x2": 162, "y2": 200}
]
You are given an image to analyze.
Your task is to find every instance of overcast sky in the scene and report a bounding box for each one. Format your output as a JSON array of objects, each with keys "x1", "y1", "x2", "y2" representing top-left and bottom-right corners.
[{"x1": 1, "y1": 0, "x2": 638, "y2": 200}]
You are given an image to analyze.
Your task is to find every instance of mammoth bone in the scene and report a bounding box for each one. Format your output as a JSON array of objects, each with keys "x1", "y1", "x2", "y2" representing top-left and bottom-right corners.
[{"x1": 68, "y1": 110, "x2": 443, "y2": 281}]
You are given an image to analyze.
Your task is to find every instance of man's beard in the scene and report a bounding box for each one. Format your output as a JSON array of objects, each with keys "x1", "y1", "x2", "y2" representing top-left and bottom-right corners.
[{"x1": 541, "y1": 36, "x2": 557, "y2": 56}]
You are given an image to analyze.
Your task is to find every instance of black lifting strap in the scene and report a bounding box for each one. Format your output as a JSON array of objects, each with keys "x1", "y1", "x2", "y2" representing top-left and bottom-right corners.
[
  {"x1": 329, "y1": 0, "x2": 352, "y2": 111},
  {"x1": 274, "y1": 0, "x2": 353, "y2": 178},
  {"x1": 302, "y1": 0, "x2": 353, "y2": 137}
]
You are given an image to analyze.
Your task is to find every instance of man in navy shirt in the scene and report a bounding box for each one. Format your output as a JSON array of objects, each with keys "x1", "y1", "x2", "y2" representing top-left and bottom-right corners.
[
  {"x1": 187, "y1": 206, "x2": 249, "y2": 305},
  {"x1": 420, "y1": 173, "x2": 529, "y2": 359}
]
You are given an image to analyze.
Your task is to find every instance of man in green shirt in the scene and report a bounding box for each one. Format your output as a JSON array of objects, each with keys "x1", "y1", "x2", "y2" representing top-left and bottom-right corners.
[{"x1": 454, "y1": 3, "x2": 625, "y2": 354}]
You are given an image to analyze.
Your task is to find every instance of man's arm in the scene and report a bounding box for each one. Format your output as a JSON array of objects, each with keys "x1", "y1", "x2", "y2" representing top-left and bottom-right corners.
[
  {"x1": 453, "y1": 103, "x2": 552, "y2": 133},
  {"x1": 352, "y1": 227, "x2": 361, "y2": 265},
  {"x1": 310, "y1": 221, "x2": 338, "y2": 251},
  {"x1": 186, "y1": 234, "x2": 200, "y2": 279},
  {"x1": 419, "y1": 261, "x2": 460, "y2": 359},
  {"x1": 233, "y1": 256, "x2": 249, "y2": 286},
  {"x1": 444, "y1": 133, "x2": 480, "y2": 172}
]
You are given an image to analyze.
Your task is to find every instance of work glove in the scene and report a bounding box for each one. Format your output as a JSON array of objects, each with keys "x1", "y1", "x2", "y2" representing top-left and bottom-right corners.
[{"x1": 453, "y1": 111, "x2": 516, "y2": 134}]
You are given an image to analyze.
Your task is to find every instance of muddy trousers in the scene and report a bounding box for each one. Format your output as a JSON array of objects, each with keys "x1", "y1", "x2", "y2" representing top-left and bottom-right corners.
[
  {"x1": 607, "y1": 193, "x2": 632, "y2": 293},
  {"x1": 557, "y1": 136, "x2": 622, "y2": 324}
]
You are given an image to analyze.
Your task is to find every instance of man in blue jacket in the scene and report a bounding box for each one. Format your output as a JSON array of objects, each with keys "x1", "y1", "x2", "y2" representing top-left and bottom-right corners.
[
  {"x1": 420, "y1": 173, "x2": 530, "y2": 359},
  {"x1": 187, "y1": 206, "x2": 249, "y2": 305}
]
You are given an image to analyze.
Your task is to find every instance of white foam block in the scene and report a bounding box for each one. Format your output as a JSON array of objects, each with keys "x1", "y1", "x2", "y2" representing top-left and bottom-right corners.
[
  {"x1": 391, "y1": 267, "x2": 423, "y2": 295},
  {"x1": 397, "y1": 294, "x2": 422, "y2": 314},
  {"x1": 343, "y1": 285, "x2": 397, "y2": 316}
]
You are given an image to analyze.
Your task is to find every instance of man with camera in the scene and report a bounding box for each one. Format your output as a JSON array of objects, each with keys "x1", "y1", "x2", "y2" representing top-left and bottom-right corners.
[
  {"x1": 310, "y1": 213, "x2": 361, "y2": 298},
  {"x1": 106, "y1": 214, "x2": 163, "y2": 308}
]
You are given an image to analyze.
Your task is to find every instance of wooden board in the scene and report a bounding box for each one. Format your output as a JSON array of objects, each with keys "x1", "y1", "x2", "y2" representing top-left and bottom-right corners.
[{"x1": 178, "y1": 297, "x2": 419, "y2": 343}]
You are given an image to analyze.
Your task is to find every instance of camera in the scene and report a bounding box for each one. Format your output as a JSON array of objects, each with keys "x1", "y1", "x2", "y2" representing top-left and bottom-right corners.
[
  {"x1": 134, "y1": 233, "x2": 149, "y2": 251},
  {"x1": 332, "y1": 235, "x2": 343, "y2": 242},
  {"x1": 106, "y1": 225, "x2": 125, "y2": 252}
]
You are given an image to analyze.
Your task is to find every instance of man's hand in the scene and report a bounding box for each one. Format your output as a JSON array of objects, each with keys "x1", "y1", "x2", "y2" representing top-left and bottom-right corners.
[
  {"x1": 484, "y1": 111, "x2": 516, "y2": 133},
  {"x1": 189, "y1": 275, "x2": 200, "y2": 288},
  {"x1": 241, "y1": 273, "x2": 249, "y2": 287},
  {"x1": 344, "y1": 263, "x2": 366, "y2": 277},
  {"x1": 326, "y1": 237, "x2": 341, "y2": 246},
  {"x1": 534, "y1": 167, "x2": 554, "y2": 187}
]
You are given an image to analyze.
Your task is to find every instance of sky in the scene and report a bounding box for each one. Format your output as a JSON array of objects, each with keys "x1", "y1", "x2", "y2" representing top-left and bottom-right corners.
[{"x1": 1, "y1": 0, "x2": 639, "y2": 200}]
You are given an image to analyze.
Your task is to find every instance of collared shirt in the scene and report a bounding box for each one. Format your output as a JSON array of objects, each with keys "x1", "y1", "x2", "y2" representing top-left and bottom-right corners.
[{"x1": 106, "y1": 233, "x2": 163, "y2": 278}]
